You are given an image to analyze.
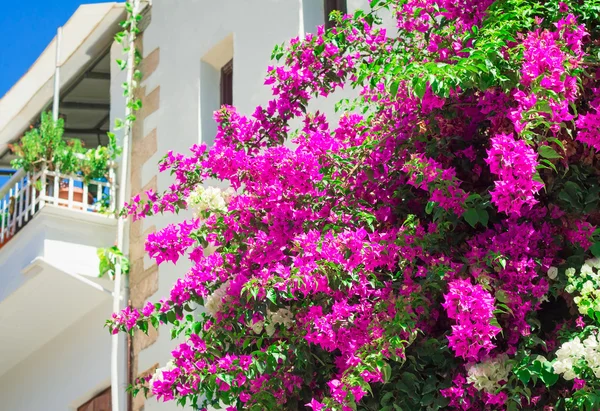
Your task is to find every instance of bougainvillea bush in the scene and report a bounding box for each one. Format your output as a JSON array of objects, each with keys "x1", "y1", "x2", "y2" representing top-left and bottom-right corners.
[{"x1": 109, "y1": 0, "x2": 600, "y2": 409}]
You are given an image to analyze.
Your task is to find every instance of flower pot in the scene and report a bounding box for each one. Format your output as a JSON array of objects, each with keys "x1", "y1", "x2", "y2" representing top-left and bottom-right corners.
[
  {"x1": 0, "y1": 232, "x2": 14, "y2": 250},
  {"x1": 58, "y1": 186, "x2": 95, "y2": 211}
]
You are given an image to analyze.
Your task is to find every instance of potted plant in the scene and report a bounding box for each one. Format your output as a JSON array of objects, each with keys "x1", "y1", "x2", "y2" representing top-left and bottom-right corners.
[{"x1": 9, "y1": 112, "x2": 117, "y2": 210}]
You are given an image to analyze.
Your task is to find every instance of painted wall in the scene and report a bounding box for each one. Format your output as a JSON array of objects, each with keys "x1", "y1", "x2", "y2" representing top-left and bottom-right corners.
[
  {"x1": 133, "y1": 1, "x2": 388, "y2": 410},
  {"x1": 0, "y1": 300, "x2": 114, "y2": 411}
]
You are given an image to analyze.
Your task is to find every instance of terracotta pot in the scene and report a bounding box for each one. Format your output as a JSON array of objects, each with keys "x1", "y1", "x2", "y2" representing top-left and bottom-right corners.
[
  {"x1": 0, "y1": 232, "x2": 13, "y2": 249},
  {"x1": 58, "y1": 187, "x2": 95, "y2": 211}
]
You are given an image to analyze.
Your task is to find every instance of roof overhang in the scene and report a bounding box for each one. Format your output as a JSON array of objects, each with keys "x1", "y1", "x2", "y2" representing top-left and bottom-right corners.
[{"x1": 0, "y1": 2, "x2": 125, "y2": 157}]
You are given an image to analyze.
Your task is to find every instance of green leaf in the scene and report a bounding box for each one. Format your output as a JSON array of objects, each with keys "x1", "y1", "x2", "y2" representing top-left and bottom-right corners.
[
  {"x1": 425, "y1": 201, "x2": 435, "y2": 215},
  {"x1": 540, "y1": 368, "x2": 559, "y2": 387},
  {"x1": 166, "y1": 311, "x2": 177, "y2": 324},
  {"x1": 391, "y1": 80, "x2": 400, "y2": 97},
  {"x1": 464, "y1": 208, "x2": 479, "y2": 228},
  {"x1": 538, "y1": 145, "x2": 562, "y2": 159},
  {"x1": 591, "y1": 242, "x2": 600, "y2": 258},
  {"x1": 381, "y1": 361, "x2": 392, "y2": 383},
  {"x1": 477, "y1": 209, "x2": 489, "y2": 227},
  {"x1": 266, "y1": 289, "x2": 277, "y2": 304},
  {"x1": 414, "y1": 77, "x2": 427, "y2": 100}
]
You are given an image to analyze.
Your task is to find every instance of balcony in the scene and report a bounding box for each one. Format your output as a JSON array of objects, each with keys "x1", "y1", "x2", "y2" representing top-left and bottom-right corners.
[{"x1": 0, "y1": 162, "x2": 117, "y2": 376}]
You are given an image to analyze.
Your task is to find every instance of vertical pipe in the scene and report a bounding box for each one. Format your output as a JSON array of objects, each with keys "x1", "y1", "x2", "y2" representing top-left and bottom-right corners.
[
  {"x1": 298, "y1": 0, "x2": 305, "y2": 40},
  {"x1": 53, "y1": 27, "x2": 62, "y2": 122},
  {"x1": 112, "y1": 1, "x2": 140, "y2": 409}
]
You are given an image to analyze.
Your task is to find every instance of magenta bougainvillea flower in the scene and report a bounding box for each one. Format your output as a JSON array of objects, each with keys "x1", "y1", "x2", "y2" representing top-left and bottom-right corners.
[{"x1": 109, "y1": 1, "x2": 600, "y2": 410}]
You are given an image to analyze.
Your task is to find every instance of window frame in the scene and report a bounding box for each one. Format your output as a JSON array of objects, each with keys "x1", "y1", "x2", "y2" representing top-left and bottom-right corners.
[{"x1": 220, "y1": 59, "x2": 234, "y2": 107}]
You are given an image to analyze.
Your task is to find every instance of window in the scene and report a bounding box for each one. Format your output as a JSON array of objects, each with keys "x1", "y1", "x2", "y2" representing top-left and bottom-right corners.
[
  {"x1": 220, "y1": 59, "x2": 233, "y2": 106},
  {"x1": 77, "y1": 387, "x2": 111, "y2": 411},
  {"x1": 324, "y1": 0, "x2": 347, "y2": 30},
  {"x1": 200, "y1": 34, "x2": 232, "y2": 145}
]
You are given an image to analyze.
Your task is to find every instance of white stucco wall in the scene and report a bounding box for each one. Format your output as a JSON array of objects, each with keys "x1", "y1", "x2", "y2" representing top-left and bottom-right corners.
[
  {"x1": 134, "y1": 1, "x2": 386, "y2": 410},
  {"x1": 0, "y1": 300, "x2": 113, "y2": 411}
]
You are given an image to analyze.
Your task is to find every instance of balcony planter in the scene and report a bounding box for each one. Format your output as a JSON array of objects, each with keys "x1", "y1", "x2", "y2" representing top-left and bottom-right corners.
[
  {"x1": 10, "y1": 112, "x2": 117, "y2": 192},
  {"x1": 58, "y1": 185, "x2": 95, "y2": 211}
]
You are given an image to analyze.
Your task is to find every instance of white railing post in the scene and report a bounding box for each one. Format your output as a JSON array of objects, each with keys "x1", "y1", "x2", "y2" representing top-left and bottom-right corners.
[
  {"x1": 53, "y1": 166, "x2": 60, "y2": 207},
  {"x1": 30, "y1": 172, "x2": 38, "y2": 218},
  {"x1": 24, "y1": 173, "x2": 31, "y2": 222},
  {"x1": 17, "y1": 175, "x2": 25, "y2": 226},
  {"x1": 83, "y1": 181, "x2": 89, "y2": 211},
  {"x1": 68, "y1": 177, "x2": 74, "y2": 209},
  {"x1": 109, "y1": 164, "x2": 116, "y2": 213},
  {"x1": 7, "y1": 187, "x2": 13, "y2": 237},
  {"x1": 40, "y1": 164, "x2": 47, "y2": 210},
  {"x1": 15, "y1": 182, "x2": 20, "y2": 228},
  {"x1": 1, "y1": 198, "x2": 5, "y2": 242}
]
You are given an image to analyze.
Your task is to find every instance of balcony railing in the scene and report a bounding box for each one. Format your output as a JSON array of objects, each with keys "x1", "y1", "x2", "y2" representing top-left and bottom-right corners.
[{"x1": 0, "y1": 162, "x2": 116, "y2": 246}]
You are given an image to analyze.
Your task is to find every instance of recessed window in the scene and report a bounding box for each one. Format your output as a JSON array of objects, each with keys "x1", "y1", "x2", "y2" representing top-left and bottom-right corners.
[
  {"x1": 324, "y1": 0, "x2": 347, "y2": 30},
  {"x1": 220, "y1": 59, "x2": 233, "y2": 107},
  {"x1": 77, "y1": 387, "x2": 111, "y2": 411},
  {"x1": 200, "y1": 34, "x2": 233, "y2": 145}
]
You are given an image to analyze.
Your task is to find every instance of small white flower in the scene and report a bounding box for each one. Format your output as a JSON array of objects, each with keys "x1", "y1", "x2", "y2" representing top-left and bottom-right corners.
[
  {"x1": 587, "y1": 258, "x2": 600, "y2": 270},
  {"x1": 186, "y1": 185, "x2": 230, "y2": 217},
  {"x1": 149, "y1": 360, "x2": 176, "y2": 387},
  {"x1": 261, "y1": 308, "x2": 295, "y2": 337},
  {"x1": 566, "y1": 267, "x2": 576, "y2": 277},
  {"x1": 466, "y1": 355, "x2": 510, "y2": 393},
  {"x1": 582, "y1": 280, "x2": 595, "y2": 295},
  {"x1": 582, "y1": 263, "x2": 594, "y2": 276},
  {"x1": 547, "y1": 266, "x2": 558, "y2": 280},
  {"x1": 250, "y1": 320, "x2": 264, "y2": 334},
  {"x1": 204, "y1": 281, "x2": 229, "y2": 317},
  {"x1": 265, "y1": 322, "x2": 276, "y2": 337}
]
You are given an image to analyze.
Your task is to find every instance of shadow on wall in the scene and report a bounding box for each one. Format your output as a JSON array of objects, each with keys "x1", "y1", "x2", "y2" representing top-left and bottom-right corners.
[{"x1": 199, "y1": 33, "x2": 233, "y2": 147}]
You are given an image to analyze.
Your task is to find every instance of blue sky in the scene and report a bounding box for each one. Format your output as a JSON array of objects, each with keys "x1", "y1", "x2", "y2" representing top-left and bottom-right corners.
[{"x1": 0, "y1": 0, "x2": 112, "y2": 97}]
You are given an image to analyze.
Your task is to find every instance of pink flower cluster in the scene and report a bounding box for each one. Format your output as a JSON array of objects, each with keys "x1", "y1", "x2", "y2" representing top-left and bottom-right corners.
[
  {"x1": 442, "y1": 279, "x2": 500, "y2": 361},
  {"x1": 511, "y1": 14, "x2": 586, "y2": 134},
  {"x1": 145, "y1": 219, "x2": 200, "y2": 265},
  {"x1": 485, "y1": 133, "x2": 543, "y2": 216},
  {"x1": 576, "y1": 90, "x2": 600, "y2": 151}
]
